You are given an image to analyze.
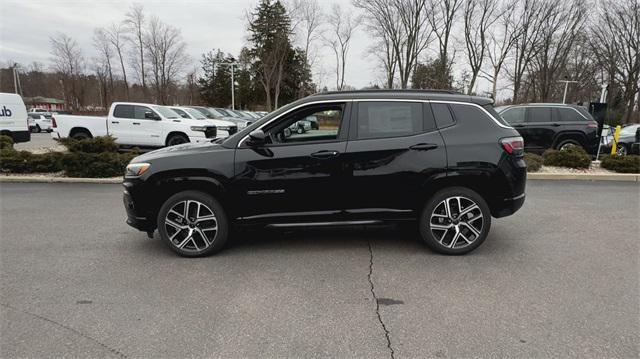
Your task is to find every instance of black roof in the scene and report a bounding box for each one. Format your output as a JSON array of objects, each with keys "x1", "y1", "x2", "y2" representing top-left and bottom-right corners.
[{"x1": 308, "y1": 89, "x2": 494, "y2": 106}]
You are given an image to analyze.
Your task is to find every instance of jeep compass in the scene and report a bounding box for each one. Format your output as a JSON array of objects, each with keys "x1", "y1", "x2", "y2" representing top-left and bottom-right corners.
[{"x1": 123, "y1": 90, "x2": 526, "y2": 256}]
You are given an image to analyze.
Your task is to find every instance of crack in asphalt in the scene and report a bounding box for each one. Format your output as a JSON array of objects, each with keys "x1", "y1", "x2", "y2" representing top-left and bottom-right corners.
[
  {"x1": 367, "y1": 239, "x2": 396, "y2": 359},
  {"x1": 1, "y1": 302, "x2": 127, "y2": 358}
]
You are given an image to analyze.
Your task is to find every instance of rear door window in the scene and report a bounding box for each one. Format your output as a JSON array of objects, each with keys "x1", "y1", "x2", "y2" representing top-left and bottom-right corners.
[
  {"x1": 500, "y1": 107, "x2": 525, "y2": 125},
  {"x1": 113, "y1": 105, "x2": 134, "y2": 119},
  {"x1": 526, "y1": 107, "x2": 552, "y2": 123},
  {"x1": 431, "y1": 103, "x2": 455, "y2": 128},
  {"x1": 356, "y1": 102, "x2": 422, "y2": 139}
]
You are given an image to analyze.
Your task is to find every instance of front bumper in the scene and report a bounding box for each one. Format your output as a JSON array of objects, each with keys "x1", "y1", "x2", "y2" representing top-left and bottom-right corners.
[{"x1": 123, "y1": 183, "x2": 155, "y2": 232}]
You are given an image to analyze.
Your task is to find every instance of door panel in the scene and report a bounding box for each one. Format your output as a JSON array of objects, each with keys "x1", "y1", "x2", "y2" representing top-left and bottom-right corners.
[
  {"x1": 342, "y1": 101, "x2": 447, "y2": 214},
  {"x1": 131, "y1": 106, "x2": 163, "y2": 146},
  {"x1": 233, "y1": 141, "x2": 348, "y2": 219},
  {"x1": 525, "y1": 107, "x2": 555, "y2": 150},
  {"x1": 110, "y1": 104, "x2": 134, "y2": 144}
]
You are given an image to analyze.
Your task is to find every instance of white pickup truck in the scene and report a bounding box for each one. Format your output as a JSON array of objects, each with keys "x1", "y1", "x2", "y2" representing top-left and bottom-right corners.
[{"x1": 51, "y1": 102, "x2": 219, "y2": 147}]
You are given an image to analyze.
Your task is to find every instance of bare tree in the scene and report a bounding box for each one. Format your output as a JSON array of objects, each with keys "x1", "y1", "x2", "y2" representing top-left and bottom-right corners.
[
  {"x1": 144, "y1": 16, "x2": 189, "y2": 104},
  {"x1": 49, "y1": 32, "x2": 84, "y2": 109},
  {"x1": 462, "y1": 0, "x2": 498, "y2": 94},
  {"x1": 481, "y1": 0, "x2": 520, "y2": 99},
  {"x1": 287, "y1": 0, "x2": 323, "y2": 68},
  {"x1": 105, "y1": 23, "x2": 130, "y2": 100},
  {"x1": 124, "y1": 3, "x2": 147, "y2": 96},
  {"x1": 590, "y1": 0, "x2": 639, "y2": 122},
  {"x1": 93, "y1": 28, "x2": 114, "y2": 99},
  {"x1": 324, "y1": 3, "x2": 358, "y2": 90},
  {"x1": 354, "y1": 0, "x2": 432, "y2": 89},
  {"x1": 426, "y1": 0, "x2": 463, "y2": 88},
  {"x1": 508, "y1": 0, "x2": 546, "y2": 102},
  {"x1": 529, "y1": 0, "x2": 586, "y2": 101}
]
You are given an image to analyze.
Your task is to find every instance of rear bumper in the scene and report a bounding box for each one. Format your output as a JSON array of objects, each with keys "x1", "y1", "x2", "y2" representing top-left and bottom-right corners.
[{"x1": 492, "y1": 193, "x2": 526, "y2": 218}]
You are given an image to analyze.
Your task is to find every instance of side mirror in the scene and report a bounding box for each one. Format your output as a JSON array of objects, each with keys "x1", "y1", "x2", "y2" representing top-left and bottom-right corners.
[
  {"x1": 145, "y1": 111, "x2": 160, "y2": 120},
  {"x1": 247, "y1": 129, "x2": 266, "y2": 146}
]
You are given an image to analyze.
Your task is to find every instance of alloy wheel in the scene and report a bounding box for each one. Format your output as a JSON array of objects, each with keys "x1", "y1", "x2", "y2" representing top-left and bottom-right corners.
[
  {"x1": 429, "y1": 196, "x2": 484, "y2": 249},
  {"x1": 616, "y1": 145, "x2": 627, "y2": 156},
  {"x1": 164, "y1": 200, "x2": 218, "y2": 253}
]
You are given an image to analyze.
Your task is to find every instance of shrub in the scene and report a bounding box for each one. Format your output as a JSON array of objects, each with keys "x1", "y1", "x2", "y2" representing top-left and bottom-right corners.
[
  {"x1": 0, "y1": 135, "x2": 13, "y2": 151},
  {"x1": 0, "y1": 151, "x2": 64, "y2": 173},
  {"x1": 56, "y1": 135, "x2": 119, "y2": 153},
  {"x1": 601, "y1": 155, "x2": 640, "y2": 173},
  {"x1": 542, "y1": 146, "x2": 591, "y2": 169},
  {"x1": 523, "y1": 153, "x2": 543, "y2": 172},
  {"x1": 61, "y1": 151, "x2": 137, "y2": 178}
]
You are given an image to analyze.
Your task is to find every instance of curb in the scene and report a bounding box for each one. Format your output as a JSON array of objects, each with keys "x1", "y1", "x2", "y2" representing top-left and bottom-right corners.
[
  {"x1": 0, "y1": 176, "x2": 122, "y2": 184},
  {"x1": 527, "y1": 173, "x2": 639, "y2": 182}
]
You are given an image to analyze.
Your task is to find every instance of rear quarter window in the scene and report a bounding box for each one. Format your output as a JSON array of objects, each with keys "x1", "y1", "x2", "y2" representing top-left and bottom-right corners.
[
  {"x1": 431, "y1": 103, "x2": 455, "y2": 128},
  {"x1": 449, "y1": 103, "x2": 500, "y2": 128}
]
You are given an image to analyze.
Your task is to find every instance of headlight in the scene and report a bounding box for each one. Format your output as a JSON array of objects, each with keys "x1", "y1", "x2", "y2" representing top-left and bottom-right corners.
[
  {"x1": 190, "y1": 126, "x2": 208, "y2": 132},
  {"x1": 125, "y1": 163, "x2": 151, "y2": 177}
]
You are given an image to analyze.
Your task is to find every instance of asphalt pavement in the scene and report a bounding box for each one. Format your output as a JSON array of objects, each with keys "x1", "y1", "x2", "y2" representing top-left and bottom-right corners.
[{"x1": 1, "y1": 181, "x2": 638, "y2": 358}]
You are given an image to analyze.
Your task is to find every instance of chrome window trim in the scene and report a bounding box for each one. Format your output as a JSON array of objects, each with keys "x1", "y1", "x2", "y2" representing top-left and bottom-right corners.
[{"x1": 237, "y1": 98, "x2": 511, "y2": 147}]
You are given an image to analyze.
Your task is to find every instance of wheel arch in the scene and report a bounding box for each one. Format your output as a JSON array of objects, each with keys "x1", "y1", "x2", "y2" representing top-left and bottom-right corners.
[
  {"x1": 552, "y1": 131, "x2": 586, "y2": 148},
  {"x1": 165, "y1": 131, "x2": 189, "y2": 146},
  {"x1": 69, "y1": 127, "x2": 93, "y2": 138}
]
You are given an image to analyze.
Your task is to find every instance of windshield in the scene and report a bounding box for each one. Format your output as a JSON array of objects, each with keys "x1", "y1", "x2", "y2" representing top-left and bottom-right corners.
[
  {"x1": 191, "y1": 107, "x2": 216, "y2": 119},
  {"x1": 185, "y1": 108, "x2": 207, "y2": 119},
  {"x1": 216, "y1": 108, "x2": 235, "y2": 117},
  {"x1": 153, "y1": 106, "x2": 180, "y2": 119},
  {"x1": 207, "y1": 108, "x2": 224, "y2": 118},
  {"x1": 620, "y1": 124, "x2": 639, "y2": 136}
]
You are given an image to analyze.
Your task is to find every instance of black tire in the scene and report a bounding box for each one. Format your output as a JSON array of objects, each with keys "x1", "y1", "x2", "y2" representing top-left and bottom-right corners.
[
  {"x1": 166, "y1": 133, "x2": 189, "y2": 146},
  {"x1": 418, "y1": 187, "x2": 491, "y2": 255},
  {"x1": 555, "y1": 139, "x2": 581, "y2": 151},
  {"x1": 616, "y1": 143, "x2": 628, "y2": 156},
  {"x1": 35, "y1": 125, "x2": 42, "y2": 133},
  {"x1": 71, "y1": 130, "x2": 91, "y2": 140},
  {"x1": 157, "y1": 190, "x2": 229, "y2": 257},
  {"x1": 297, "y1": 126, "x2": 304, "y2": 134}
]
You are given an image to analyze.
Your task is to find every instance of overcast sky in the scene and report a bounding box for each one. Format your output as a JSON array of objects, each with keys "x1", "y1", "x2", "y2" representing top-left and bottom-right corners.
[{"x1": 0, "y1": 0, "x2": 494, "y2": 95}]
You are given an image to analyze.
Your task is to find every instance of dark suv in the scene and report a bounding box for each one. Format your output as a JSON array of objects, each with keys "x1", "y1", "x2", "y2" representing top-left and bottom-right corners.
[
  {"x1": 496, "y1": 103, "x2": 599, "y2": 154},
  {"x1": 123, "y1": 90, "x2": 526, "y2": 257}
]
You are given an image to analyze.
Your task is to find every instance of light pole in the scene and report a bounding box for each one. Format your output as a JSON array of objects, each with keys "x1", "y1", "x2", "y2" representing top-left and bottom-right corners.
[
  {"x1": 218, "y1": 62, "x2": 239, "y2": 110},
  {"x1": 559, "y1": 77, "x2": 578, "y2": 104}
]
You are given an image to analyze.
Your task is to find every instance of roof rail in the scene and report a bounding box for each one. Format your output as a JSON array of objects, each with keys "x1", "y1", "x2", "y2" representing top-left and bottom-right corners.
[{"x1": 312, "y1": 89, "x2": 463, "y2": 96}]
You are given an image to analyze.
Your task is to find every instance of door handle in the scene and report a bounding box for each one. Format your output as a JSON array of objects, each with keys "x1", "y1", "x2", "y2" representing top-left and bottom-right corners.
[
  {"x1": 111, "y1": 121, "x2": 119, "y2": 124},
  {"x1": 132, "y1": 122, "x2": 141, "y2": 125},
  {"x1": 409, "y1": 143, "x2": 438, "y2": 151},
  {"x1": 310, "y1": 150, "x2": 339, "y2": 159},
  {"x1": 551, "y1": 123, "x2": 561, "y2": 127}
]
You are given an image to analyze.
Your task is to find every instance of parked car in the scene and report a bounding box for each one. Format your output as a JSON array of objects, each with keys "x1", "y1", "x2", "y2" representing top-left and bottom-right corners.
[
  {"x1": 169, "y1": 106, "x2": 238, "y2": 138},
  {"x1": 213, "y1": 108, "x2": 252, "y2": 129},
  {"x1": 27, "y1": 113, "x2": 53, "y2": 133},
  {"x1": 496, "y1": 103, "x2": 599, "y2": 154},
  {"x1": 51, "y1": 102, "x2": 218, "y2": 147},
  {"x1": 288, "y1": 119, "x2": 312, "y2": 134},
  {"x1": 604, "y1": 124, "x2": 640, "y2": 155},
  {"x1": 0, "y1": 93, "x2": 30, "y2": 143},
  {"x1": 123, "y1": 90, "x2": 526, "y2": 257}
]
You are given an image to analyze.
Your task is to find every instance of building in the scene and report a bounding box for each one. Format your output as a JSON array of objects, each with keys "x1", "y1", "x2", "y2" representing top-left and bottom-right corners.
[{"x1": 23, "y1": 96, "x2": 65, "y2": 112}]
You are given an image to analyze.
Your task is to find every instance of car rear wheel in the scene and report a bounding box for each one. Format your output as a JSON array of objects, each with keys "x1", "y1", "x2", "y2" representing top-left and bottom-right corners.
[
  {"x1": 71, "y1": 130, "x2": 91, "y2": 140},
  {"x1": 419, "y1": 187, "x2": 491, "y2": 255},
  {"x1": 157, "y1": 191, "x2": 229, "y2": 257},
  {"x1": 556, "y1": 139, "x2": 581, "y2": 151}
]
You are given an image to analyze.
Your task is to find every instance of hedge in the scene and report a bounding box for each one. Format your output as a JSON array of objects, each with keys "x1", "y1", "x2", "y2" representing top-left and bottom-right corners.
[
  {"x1": 1, "y1": 136, "x2": 139, "y2": 178},
  {"x1": 56, "y1": 135, "x2": 119, "y2": 153},
  {"x1": 542, "y1": 146, "x2": 591, "y2": 169},
  {"x1": 601, "y1": 155, "x2": 640, "y2": 173},
  {"x1": 523, "y1": 153, "x2": 543, "y2": 172},
  {"x1": 0, "y1": 135, "x2": 13, "y2": 151}
]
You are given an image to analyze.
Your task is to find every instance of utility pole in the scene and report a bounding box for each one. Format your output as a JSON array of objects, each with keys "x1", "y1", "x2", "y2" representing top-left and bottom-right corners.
[
  {"x1": 559, "y1": 78, "x2": 578, "y2": 104},
  {"x1": 218, "y1": 62, "x2": 239, "y2": 110},
  {"x1": 12, "y1": 64, "x2": 18, "y2": 94}
]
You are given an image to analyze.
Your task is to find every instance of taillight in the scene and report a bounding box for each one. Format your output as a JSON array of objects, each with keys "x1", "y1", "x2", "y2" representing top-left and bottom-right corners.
[
  {"x1": 501, "y1": 136, "x2": 524, "y2": 156},
  {"x1": 51, "y1": 116, "x2": 57, "y2": 128}
]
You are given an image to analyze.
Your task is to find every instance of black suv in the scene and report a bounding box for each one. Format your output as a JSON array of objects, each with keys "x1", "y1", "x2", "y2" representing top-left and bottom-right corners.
[
  {"x1": 496, "y1": 103, "x2": 599, "y2": 154},
  {"x1": 123, "y1": 90, "x2": 526, "y2": 256}
]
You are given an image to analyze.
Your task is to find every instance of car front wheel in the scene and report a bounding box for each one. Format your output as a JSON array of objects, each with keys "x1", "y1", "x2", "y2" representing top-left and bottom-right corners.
[
  {"x1": 419, "y1": 187, "x2": 491, "y2": 255},
  {"x1": 157, "y1": 191, "x2": 229, "y2": 257}
]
